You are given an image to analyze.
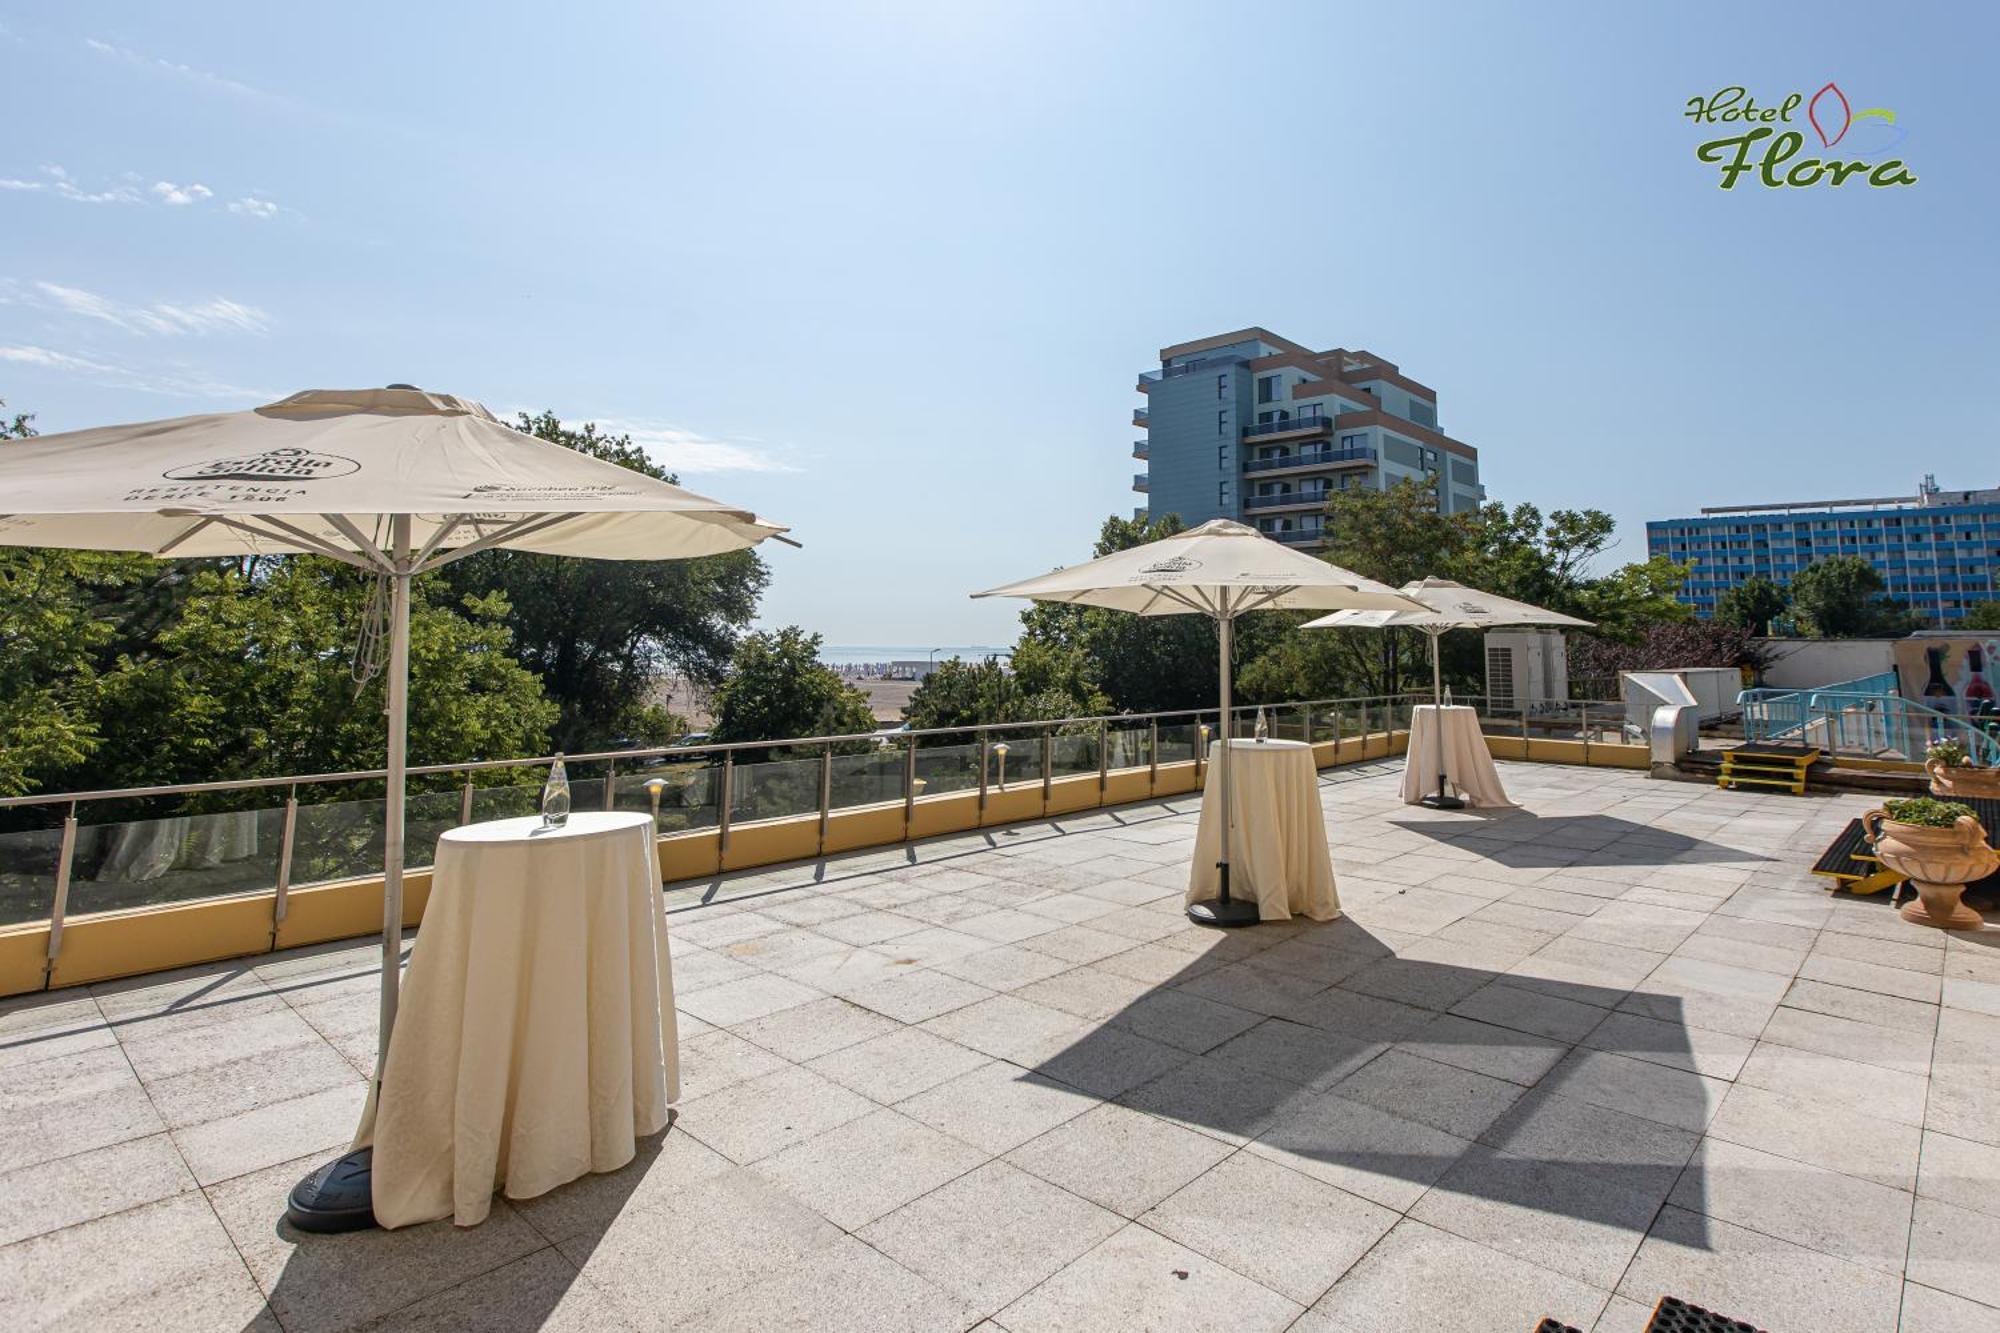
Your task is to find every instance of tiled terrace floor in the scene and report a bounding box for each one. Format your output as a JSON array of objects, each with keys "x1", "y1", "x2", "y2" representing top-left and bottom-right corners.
[{"x1": 5, "y1": 761, "x2": 2000, "y2": 1332}]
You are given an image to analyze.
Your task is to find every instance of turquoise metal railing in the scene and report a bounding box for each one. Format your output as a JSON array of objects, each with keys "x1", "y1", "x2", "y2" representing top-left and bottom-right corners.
[
  {"x1": 1738, "y1": 671, "x2": 1899, "y2": 743},
  {"x1": 1802, "y1": 688, "x2": 2000, "y2": 765}
]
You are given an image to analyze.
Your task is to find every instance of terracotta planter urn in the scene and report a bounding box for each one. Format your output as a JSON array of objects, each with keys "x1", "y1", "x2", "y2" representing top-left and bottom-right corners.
[
  {"x1": 1927, "y1": 759, "x2": 2000, "y2": 800},
  {"x1": 1864, "y1": 809, "x2": 1997, "y2": 930}
]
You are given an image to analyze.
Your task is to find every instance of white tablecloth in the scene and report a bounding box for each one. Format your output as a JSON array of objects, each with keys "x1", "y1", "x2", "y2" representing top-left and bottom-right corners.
[
  {"x1": 1185, "y1": 739, "x2": 1339, "y2": 922},
  {"x1": 354, "y1": 811, "x2": 678, "y2": 1228},
  {"x1": 1401, "y1": 705, "x2": 1511, "y2": 807}
]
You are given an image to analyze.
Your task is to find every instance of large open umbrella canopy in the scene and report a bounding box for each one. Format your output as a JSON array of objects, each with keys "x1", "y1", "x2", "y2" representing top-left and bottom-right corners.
[
  {"x1": 1303, "y1": 577, "x2": 1590, "y2": 808},
  {"x1": 975, "y1": 519, "x2": 1425, "y2": 926},
  {"x1": 0, "y1": 385, "x2": 788, "y2": 1052}
]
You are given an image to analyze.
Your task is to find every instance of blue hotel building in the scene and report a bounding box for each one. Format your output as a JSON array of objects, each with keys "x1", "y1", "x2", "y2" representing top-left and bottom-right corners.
[
  {"x1": 1131, "y1": 327, "x2": 1484, "y2": 545},
  {"x1": 1647, "y1": 477, "x2": 2000, "y2": 625}
]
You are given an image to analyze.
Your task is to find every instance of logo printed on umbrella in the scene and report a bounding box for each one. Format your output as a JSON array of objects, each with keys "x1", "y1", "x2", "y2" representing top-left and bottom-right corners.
[
  {"x1": 1138, "y1": 555, "x2": 1202, "y2": 575},
  {"x1": 164, "y1": 446, "x2": 362, "y2": 483}
]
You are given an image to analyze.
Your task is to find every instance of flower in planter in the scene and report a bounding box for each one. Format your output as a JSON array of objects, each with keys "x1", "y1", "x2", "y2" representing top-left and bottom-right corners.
[{"x1": 1883, "y1": 796, "x2": 1977, "y2": 828}]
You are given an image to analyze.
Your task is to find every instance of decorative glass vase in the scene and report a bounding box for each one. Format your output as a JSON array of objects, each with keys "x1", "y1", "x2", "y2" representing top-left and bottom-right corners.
[{"x1": 541, "y1": 755, "x2": 571, "y2": 828}]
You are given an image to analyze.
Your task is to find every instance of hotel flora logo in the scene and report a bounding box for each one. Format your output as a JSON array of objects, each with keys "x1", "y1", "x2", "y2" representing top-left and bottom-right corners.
[{"x1": 1685, "y1": 83, "x2": 1916, "y2": 190}]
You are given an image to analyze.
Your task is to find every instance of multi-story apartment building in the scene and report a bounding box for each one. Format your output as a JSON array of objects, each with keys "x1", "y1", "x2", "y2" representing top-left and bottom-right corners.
[
  {"x1": 1131, "y1": 327, "x2": 1484, "y2": 545},
  {"x1": 1647, "y1": 477, "x2": 2000, "y2": 624}
]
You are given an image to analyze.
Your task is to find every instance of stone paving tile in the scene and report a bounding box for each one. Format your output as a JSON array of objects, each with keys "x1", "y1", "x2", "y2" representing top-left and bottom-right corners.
[
  {"x1": 1758, "y1": 1004, "x2": 1932, "y2": 1076},
  {"x1": 352, "y1": 1246, "x2": 631, "y2": 1332},
  {"x1": 897, "y1": 1059, "x2": 1096, "y2": 1155},
  {"x1": 754, "y1": 1106, "x2": 985, "y2": 1230},
  {"x1": 1006, "y1": 1102, "x2": 1232, "y2": 1218},
  {"x1": 0, "y1": 1042, "x2": 166, "y2": 1175},
  {"x1": 1706, "y1": 1083, "x2": 1922, "y2": 1192},
  {"x1": 0, "y1": 1132, "x2": 196, "y2": 1248},
  {"x1": 1734, "y1": 1039, "x2": 1929, "y2": 1126},
  {"x1": 1619, "y1": 1203, "x2": 1903, "y2": 1333},
  {"x1": 1141, "y1": 1151, "x2": 1396, "y2": 1305},
  {"x1": 1670, "y1": 1137, "x2": 1916, "y2": 1277},
  {"x1": 1297, "y1": 1217, "x2": 1609, "y2": 1333},
  {"x1": 1898, "y1": 1281, "x2": 2000, "y2": 1332},
  {"x1": 1907, "y1": 1197, "x2": 2000, "y2": 1311},
  {"x1": 1247, "y1": 1090, "x2": 1474, "y2": 1211},
  {"x1": 858, "y1": 1160, "x2": 1125, "y2": 1318},
  {"x1": 998, "y1": 1221, "x2": 1303, "y2": 1333},
  {"x1": 677, "y1": 1064, "x2": 876, "y2": 1164}
]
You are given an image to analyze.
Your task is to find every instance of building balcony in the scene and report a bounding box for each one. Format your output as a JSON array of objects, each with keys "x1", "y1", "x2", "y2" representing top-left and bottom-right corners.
[
  {"x1": 1132, "y1": 473, "x2": 1148, "y2": 493},
  {"x1": 1131, "y1": 440, "x2": 1148, "y2": 461},
  {"x1": 1268, "y1": 526, "x2": 1324, "y2": 545},
  {"x1": 1244, "y1": 490, "x2": 1328, "y2": 513},
  {"x1": 1242, "y1": 446, "x2": 1378, "y2": 476},
  {"x1": 1132, "y1": 408, "x2": 1148, "y2": 428},
  {"x1": 1241, "y1": 415, "x2": 1332, "y2": 441}
]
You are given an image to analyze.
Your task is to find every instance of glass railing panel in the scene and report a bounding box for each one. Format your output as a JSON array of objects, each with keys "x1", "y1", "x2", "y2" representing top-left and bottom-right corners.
[
  {"x1": 0, "y1": 825, "x2": 64, "y2": 926},
  {"x1": 468, "y1": 782, "x2": 542, "y2": 824},
  {"x1": 913, "y1": 742, "x2": 981, "y2": 797},
  {"x1": 647, "y1": 763, "x2": 719, "y2": 833},
  {"x1": 1049, "y1": 730, "x2": 1101, "y2": 778},
  {"x1": 62, "y1": 807, "x2": 287, "y2": 915},
  {"x1": 287, "y1": 796, "x2": 385, "y2": 888},
  {"x1": 730, "y1": 754, "x2": 823, "y2": 824},
  {"x1": 985, "y1": 731, "x2": 1046, "y2": 792},
  {"x1": 830, "y1": 749, "x2": 906, "y2": 810},
  {"x1": 1157, "y1": 722, "x2": 1200, "y2": 765}
]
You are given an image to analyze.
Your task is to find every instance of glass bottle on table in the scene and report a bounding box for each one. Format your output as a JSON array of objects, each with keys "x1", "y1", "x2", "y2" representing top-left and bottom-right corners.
[{"x1": 541, "y1": 754, "x2": 571, "y2": 828}]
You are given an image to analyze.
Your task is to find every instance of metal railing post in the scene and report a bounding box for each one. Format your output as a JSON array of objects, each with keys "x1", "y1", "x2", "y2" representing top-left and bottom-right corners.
[
  {"x1": 44, "y1": 802, "x2": 78, "y2": 984},
  {"x1": 1332, "y1": 708, "x2": 1342, "y2": 762},
  {"x1": 1041, "y1": 728, "x2": 1053, "y2": 805},
  {"x1": 978, "y1": 734, "x2": 991, "y2": 814},
  {"x1": 273, "y1": 787, "x2": 299, "y2": 933},
  {"x1": 1358, "y1": 699, "x2": 1369, "y2": 749},
  {"x1": 903, "y1": 739, "x2": 918, "y2": 838},
  {"x1": 603, "y1": 758, "x2": 617, "y2": 811},
  {"x1": 716, "y1": 754, "x2": 734, "y2": 858},
  {"x1": 1148, "y1": 719, "x2": 1159, "y2": 791},
  {"x1": 817, "y1": 743, "x2": 832, "y2": 856},
  {"x1": 1581, "y1": 703, "x2": 1592, "y2": 765},
  {"x1": 458, "y1": 775, "x2": 474, "y2": 826},
  {"x1": 1097, "y1": 720, "x2": 1109, "y2": 795}
]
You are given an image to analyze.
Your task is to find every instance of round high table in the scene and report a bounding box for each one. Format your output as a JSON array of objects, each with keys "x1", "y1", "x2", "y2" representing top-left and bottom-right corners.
[
  {"x1": 1184, "y1": 739, "x2": 1339, "y2": 922},
  {"x1": 1401, "y1": 704, "x2": 1511, "y2": 808},
  {"x1": 353, "y1": 811, "x2": 679, "y2": 1229}
]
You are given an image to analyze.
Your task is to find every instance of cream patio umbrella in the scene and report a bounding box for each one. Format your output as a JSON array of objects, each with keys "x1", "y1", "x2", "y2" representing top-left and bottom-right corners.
[
  {"x1": 975, "y1": 519, "x2": 1425, "y2": 927},
  {"x1": 0, "y1": 384, "x2": 787, "y2": 1062},
  {"x1": 1303, "y1": 577, "x2": 1590, "y2": 809}
]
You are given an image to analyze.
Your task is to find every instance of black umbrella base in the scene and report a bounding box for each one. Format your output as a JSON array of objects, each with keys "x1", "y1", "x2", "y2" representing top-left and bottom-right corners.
[
  {"x1": 285, "y1": 1147, "x2": 379, "y2": 1233},
  {"x1": 1420, "y1": 791, "x2": 1467, "y2": 811},
  {"x1": 1186, "y1": 896, "x2": 1261, "y2": 928}
]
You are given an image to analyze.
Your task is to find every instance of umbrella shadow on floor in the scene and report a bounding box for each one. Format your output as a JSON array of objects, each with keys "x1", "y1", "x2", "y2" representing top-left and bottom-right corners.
[
  {"x1": 1023, "y1": 913, "x2": 1721, "y2": 1281},
  {"x1": 1389, "y1": 812, "x2": 1772, "y2": 868}
]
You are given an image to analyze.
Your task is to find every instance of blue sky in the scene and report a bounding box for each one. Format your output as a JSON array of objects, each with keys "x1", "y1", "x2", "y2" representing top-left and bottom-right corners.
[{"x1": 4, "y1": 2, "x2": 1994, "y2": 645}]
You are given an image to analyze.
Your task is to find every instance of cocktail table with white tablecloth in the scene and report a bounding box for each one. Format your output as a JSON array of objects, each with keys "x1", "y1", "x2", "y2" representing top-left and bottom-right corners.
[
  {"x1": 1401, "y1": 704, "x2": 1511, "y2": 808},
  {"x1": 353, "y1": 811, "x2": 678, "y2": 1228},
  {"x1": 1184, "y1": 738, "x2": 1339, "y2": 922}
]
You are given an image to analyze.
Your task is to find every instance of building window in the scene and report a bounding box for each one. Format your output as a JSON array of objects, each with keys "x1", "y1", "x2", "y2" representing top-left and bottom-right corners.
[
  {"x1": 1257, "y1": 375, "x2": 1278, "y2": 404},
  {"x1": 1216, "y1": 374, "x2": 1226, "y2": 399},
  {"x1": 1217, "y1": 410, "x2": 1227, "y2": 435}
]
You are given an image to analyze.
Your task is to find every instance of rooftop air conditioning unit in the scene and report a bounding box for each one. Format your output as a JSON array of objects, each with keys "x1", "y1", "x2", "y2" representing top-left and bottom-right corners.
[{"x1": 1485, "y1": 629, "x2": 1569, "y2": 715}]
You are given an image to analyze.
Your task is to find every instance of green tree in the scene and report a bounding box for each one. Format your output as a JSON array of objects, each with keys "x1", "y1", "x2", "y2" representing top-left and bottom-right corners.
[
  {"x1": 79, "y1": 561, "x2": 557, "y2": 794},
  {"x1": 1715, "y1": 576, "x2": 1790, "y2": 635},
  {"x1": 1788, "y1": 556, "x2": 1925, "y2": 637},
  {"x1": 709, "y1": 627, "x2": 877, "y2": 752},
  {"x1": 903, "y1": 656, "x2": 1088, "y2": 731},
  {"x1": 1959, "y1": 601, "x2": 2000, "y2": 631},
  {"x1": 442, "y1": 411, "x2": 768, "y2": 750}
]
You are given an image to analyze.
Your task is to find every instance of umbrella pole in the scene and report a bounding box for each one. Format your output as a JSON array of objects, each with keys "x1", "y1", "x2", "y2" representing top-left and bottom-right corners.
[
  {"x1": 1420, "y1": 627, "x2": 1465, "y2": 810},
  {"x1": 1188, "y1": 596, "x2": 1258, "y2": 927},
  {"x1": 378, "y1": 513, "x2": 412, "y2": 1069},
  {"x1": 284, "y1": 513, "x2": 412, "y2": 1234}
]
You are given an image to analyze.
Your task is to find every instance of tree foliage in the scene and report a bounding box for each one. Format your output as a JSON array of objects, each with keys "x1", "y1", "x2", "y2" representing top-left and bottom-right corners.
[
  {"x1": 1786, "y1": 555, "x2": 1924, "y2": 638},
  {"x1": 1715, "y1": 575, "x2": 1790, "y2": 636},
  {"x1": 709, "y1": 627, "x2": 877, "y2": 752},
  {"x1": 903, "y1": 657, "x2": 1088, "y2": 732},
  {"x1": 443, "y1": 411, "x2": 767, "y2": 749},
  {"x1": 1959, "y1": 601, "x2": 2000, "y2": 631}
]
